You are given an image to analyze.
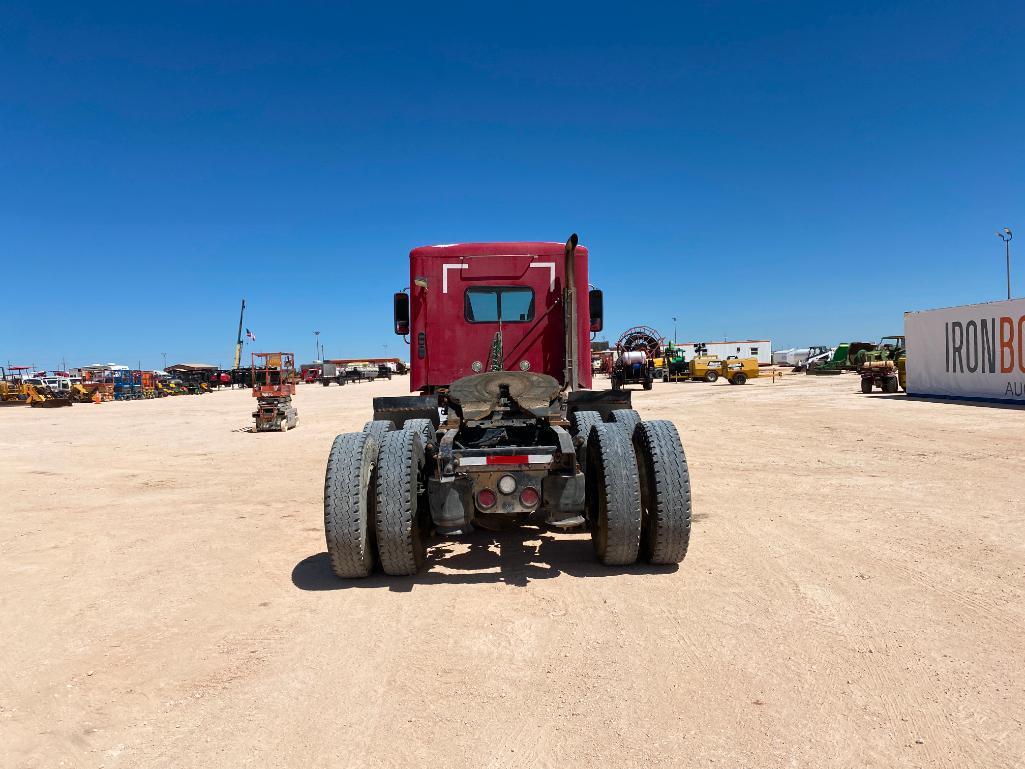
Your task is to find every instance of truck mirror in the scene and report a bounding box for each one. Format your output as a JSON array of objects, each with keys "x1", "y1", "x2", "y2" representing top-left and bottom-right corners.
[
  {"x1": 588, "y1": 289, "x2": 603, "y2": 332},
  {"x1": 393, "y1": 292, "x2": 410, "y2": 336}
]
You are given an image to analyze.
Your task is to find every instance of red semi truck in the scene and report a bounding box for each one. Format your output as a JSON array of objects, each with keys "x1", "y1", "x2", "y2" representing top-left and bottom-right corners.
[{"x1": 323, "y1": 235, "x2": 692, "y2": 577}]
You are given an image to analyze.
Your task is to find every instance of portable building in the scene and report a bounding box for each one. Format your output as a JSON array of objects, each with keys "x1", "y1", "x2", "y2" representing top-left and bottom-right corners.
[{"x1": 675, "y1": 340, "x2": 772, "y2": 365}]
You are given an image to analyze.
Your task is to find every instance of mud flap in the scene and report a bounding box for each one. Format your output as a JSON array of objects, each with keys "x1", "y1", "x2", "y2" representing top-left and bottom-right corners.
[
  {"x1": 542, "y1": 472, "x2": 585, "y2": 513},
  {"x1": 428, "y1": 475, "x2": 473, "y2": 530},
  {"x1": 567, "y1": 389, "x2": 632, "y2": 423},
  {"x1": 373, "y1": 394, "x2": 441, "y2": 428}
]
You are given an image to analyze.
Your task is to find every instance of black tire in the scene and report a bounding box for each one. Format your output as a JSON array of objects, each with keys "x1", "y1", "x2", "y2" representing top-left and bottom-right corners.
[
  {"x1": 611, "y1": 375, "x2": 622, "y2": 391},
  {"x1": 570, "y1": 410, "x2": 603, "y2": 469},
  {"x1": 732, "y1": 372, "x2": 748, "y2": 385},
  {"x1": 633, "y1": 420, "x2": 691, "y2": 564},
  {"x1": 884, "y1": 376, "x2": 899, "y2": 394},
  {"x1": 403, "y1": 418, "x2": 436, "y2": 450},
  {"x1": 324, "y1": 432, "x2": 379, "y2": 578},
  {"x1": 704, "y1": 370, "x2": 718, "y2": 383},
  {"x1": 321, "y1": 380, "x2": 330, "y2": 387},
  {"x1": 375, "y1": 429, "x2": 427, "y2": 576},
  {"x1": 860, "y1": 378, "x2": 873, "y2": 394},
  {"x1": 609, "y1": 408, "x2": 642, "y2": 434},
  {"x1": 643, "y1": 376, "x2": 653, "y2": 391},
  {"x1": 363, "y1": 419, "x2": 395, "y2": 445},
  {"x1": 585, "y1": 423, "x2": 642, "y2": 566},
  {"x1": 570, "y1": 409, "x2": 603, "y2": 439}
]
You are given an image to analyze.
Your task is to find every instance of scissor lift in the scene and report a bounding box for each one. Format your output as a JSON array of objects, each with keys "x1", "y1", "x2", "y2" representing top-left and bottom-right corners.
[{"x1": 251, "y1": 352, "x2": 298, "y2": 432}]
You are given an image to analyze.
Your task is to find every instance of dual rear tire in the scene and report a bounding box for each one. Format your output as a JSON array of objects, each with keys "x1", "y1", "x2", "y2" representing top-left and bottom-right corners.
[
  {"x1": 582, "y1": 413, "x2": 692, "y2": 566},
  {"x1": 324, "y1": 421, "x2": 428, "y2": 578},
  {"x1": 327, "y1": 411, "x2": 692, "y2": 578}
]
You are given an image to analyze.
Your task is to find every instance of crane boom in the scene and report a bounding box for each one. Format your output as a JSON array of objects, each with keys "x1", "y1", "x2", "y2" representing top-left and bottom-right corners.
[{"x1": 233, "y1": 298, "x2": 246, "y2": 370}]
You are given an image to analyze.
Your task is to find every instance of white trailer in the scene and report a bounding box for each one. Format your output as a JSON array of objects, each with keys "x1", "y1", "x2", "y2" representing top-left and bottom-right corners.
[
  {"x1": 676, "y1": 340, "x2": 772, "y2": 365},
  {"x1": 905, "y1": 298, "x2": 1025, "y2": 403}
]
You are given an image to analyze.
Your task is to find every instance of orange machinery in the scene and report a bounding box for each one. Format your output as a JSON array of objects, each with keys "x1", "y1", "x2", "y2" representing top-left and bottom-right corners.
[{"x1": 251, "y1": 352, "x2": 298, "y2": 432}]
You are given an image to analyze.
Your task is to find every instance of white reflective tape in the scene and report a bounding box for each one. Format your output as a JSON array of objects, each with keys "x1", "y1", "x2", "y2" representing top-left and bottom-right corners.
[
  {"x1": 457, "y1": 454, "x2": 552, "y2": 467},
  {"x1": 442, "y1": 263, "x2": 469, "y2": 293},
  {"x1": 530, "y1": 262, "x2": 556, "y2": 292}
]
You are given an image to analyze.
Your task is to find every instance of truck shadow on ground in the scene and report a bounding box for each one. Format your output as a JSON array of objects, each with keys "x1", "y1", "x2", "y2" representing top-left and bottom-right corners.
[{"x1": 292, "y1": 526, "x2": 678, "y2": 592}]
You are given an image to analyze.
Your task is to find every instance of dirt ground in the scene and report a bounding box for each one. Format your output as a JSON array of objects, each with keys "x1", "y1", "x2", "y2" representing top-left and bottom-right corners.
[{"x1": 2, "y1": 372, "x2": 1023, "y2": 768}]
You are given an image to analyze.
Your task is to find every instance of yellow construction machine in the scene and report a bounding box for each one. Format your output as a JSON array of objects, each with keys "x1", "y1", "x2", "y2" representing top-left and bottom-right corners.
[
  {"x1": 719, "y1": 356, "x2": 760, "y2": 385},
  {"x1": 25, "y1": 382, "x2": 72, "y2": 407},
  {"x1": 688, "y1": 355, "x2": 723, "y2": 382},
  {"x1": 70, "y1": 382, "x2": 102, "y2": 403},
  {"x1": 1, "y1": 367, "x2": 30, "y2": 405}
]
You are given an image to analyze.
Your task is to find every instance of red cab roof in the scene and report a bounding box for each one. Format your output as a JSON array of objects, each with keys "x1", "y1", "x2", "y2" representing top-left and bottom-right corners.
[{"x1": 410, "y1": 242, "x2": 587, "y2": 259}]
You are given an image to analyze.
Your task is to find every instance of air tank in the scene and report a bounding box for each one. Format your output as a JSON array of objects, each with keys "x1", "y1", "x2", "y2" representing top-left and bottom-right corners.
[{"x1": 618, "y1": 350, "x2": 647, "y2": 366}]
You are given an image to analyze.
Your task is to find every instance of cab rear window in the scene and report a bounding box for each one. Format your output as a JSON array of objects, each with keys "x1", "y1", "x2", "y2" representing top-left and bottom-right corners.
[{"x1": 464, "y1": 287, "x2": 535, "y2": 323}]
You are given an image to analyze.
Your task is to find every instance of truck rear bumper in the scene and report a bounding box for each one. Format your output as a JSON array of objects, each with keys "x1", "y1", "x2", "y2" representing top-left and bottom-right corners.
[{"x1": 427, "y1": 470, "x2": 584, "y2": 530}]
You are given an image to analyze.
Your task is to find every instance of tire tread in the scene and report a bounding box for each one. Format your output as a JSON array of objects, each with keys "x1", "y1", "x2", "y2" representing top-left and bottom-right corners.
[
  {"x1": 403, "y1": 418, "x2": 436, "y2": 450},
  {"x1": 609, "y1": 408, "x2": 642, "y2": 432},
  {"x1": 363, "y1": 419, "x2": 396, "y2": 443},
  {"x1": 634, "y1": 420, "x2": 692, "y2": 564},
  {"x1": 587, "y1": 423, "x2": 642, "y2": 566},
  {"x1": 375, "y1": 429, "x2": 426, "y2": 576},
  {"x1": 324, "y1": 432, "x2": 378, "y2": 578}
]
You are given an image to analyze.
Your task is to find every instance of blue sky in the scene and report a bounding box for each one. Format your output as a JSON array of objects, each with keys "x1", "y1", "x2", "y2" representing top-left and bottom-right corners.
[{"x1": 2, "y1": 1, "x2": 1022, "y2": 369}]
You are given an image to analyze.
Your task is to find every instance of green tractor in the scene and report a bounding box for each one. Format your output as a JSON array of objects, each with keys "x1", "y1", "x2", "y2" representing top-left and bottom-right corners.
[
  {"x1": 857, "y1": 336, "x2": 906, "y2": 394},
  {"x1": 854, "y1": 336, "x2": 905, "y2": 367},
  {"x1": 806, "y1": 341, "x2": 878, "y2": 375},
  {"x1": 659, "y1": 342, "x2": 689, "y2": 382}
]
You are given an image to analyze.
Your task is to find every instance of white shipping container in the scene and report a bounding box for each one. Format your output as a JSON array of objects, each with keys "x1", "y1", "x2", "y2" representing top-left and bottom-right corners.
[{"x1": 905, "y1": 298, "x2": 1025, "y2": 403}]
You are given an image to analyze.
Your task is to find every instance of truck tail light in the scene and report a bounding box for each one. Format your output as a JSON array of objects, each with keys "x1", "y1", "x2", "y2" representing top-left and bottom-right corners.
[
  {"x1": 477, "y1": 488, "x2": 497, "y2": 509},
  {"x1": 519, "y1": 487, "x2": 540, "y2": 507}
]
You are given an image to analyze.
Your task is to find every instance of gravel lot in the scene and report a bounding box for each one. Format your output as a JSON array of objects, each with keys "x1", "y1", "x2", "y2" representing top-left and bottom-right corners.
[{"x1": 2, "y1": 373, "x2": 1023, "y2": 768}]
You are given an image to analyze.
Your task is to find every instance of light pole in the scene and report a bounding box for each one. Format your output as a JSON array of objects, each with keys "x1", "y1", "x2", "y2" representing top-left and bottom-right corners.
[
  {"x1": 997, "y1": 228, "x2": 1013, "y2": 300},
  {"x1": 672, "y1": 316, "x2": 677, "y2": 345},
  {"x1": 161, "y1": 352, "x2": 166, "y2": 370},
  {"x1": 314, "y1": 331, "x2": 321, "y2": 362}
]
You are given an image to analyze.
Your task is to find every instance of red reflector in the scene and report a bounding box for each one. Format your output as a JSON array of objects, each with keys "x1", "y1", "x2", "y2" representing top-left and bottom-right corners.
[
  {"x1": 519, "y1": 487, "x2": 540, "y2": 507},
  {"x1": 477, "y1": 488, "x2": 497, "y2": 509},
  {"x1": 486, "y1": 455, "x2": 530, "y2": 465}
]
